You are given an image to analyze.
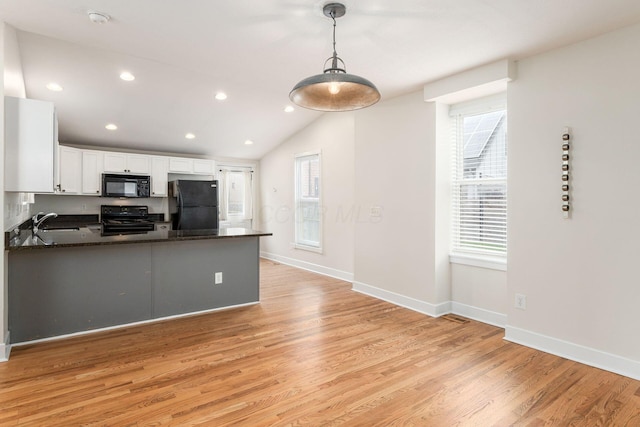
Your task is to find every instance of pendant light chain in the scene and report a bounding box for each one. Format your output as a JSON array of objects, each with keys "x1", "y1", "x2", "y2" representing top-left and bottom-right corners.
[
  {"x1": 331, "y1": 10, "x2": 339, "y2": 71},
  {"x1": 332, "y1": 11, "x2": 337, "y2": 59}
]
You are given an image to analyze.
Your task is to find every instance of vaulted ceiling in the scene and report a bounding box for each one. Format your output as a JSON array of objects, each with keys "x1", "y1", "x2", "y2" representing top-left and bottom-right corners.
[{"x1": 2, "y1": 0, "x2": 640, "y2": 159}]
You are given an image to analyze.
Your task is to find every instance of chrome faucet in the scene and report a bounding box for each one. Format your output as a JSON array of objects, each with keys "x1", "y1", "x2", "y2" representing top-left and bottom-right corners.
[{"x1": 32, "y1": 212, "x2": 58, "y2": 235}]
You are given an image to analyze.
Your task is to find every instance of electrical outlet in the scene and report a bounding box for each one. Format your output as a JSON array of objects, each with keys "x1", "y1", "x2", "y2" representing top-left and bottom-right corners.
[
  {"x1": 214, "y1": 272, "x2": 223, "y2": 285},
  {"x1": 515, "y1": 293, "x2": 527, "y2": 310}
]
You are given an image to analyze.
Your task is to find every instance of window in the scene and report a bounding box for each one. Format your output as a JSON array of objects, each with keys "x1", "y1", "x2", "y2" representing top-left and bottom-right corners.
[
  {"x1": 218, "y1": 167, "x2": 253, "y2": 227},
  {"x1": 295, "y1": 152, "x2": 322, "y2": 250},
  {"x1": 451, "y1": 96, "x2": 507, "y2": 259},
  {"x1": 227, "y1": 171, "x2": 247, "y2": 216}
]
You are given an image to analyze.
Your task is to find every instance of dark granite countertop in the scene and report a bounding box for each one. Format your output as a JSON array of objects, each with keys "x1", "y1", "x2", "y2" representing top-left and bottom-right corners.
[
  {"x1": 7, "y1": 226, "x2": 271, "y2": 251},
  {"x1": 6, "y1": 213, "x2": 270, "y2": 251}
]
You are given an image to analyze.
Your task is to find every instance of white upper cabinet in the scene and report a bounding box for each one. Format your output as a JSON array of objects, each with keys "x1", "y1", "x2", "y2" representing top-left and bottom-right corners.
[
  {"x1": 5, "y1": 96, "x2": 58, "y2": 193},
  {"x1": 169, "y1": 157, "x2": 215, "y2": 175},
  {"x1": 127, "y1": 154, "x2": 151, "y2": 174},
  {"x1": 82, "y1": 150, "x2": 104, "y2": 195},
  {"x1": 151, "y1": 156, "x2": 169, "y2": 197},
  {"x1": 168, "y1": 157, "x2": 193, "y2": 173},
  {"x1": 57, "y1": 146, "x2": 82, "y2": 194},
  {"x1": 193, "y1": 159, "x2": 215, "y2": 175},
  {"x1": 104, "y1": 152, "x2": 151, "y2": 174}
]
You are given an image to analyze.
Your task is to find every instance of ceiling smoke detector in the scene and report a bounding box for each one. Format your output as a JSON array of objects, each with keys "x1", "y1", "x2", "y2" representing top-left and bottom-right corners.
[{"x1": 88, "y1": 11, "x2": 111, "y2": 24}]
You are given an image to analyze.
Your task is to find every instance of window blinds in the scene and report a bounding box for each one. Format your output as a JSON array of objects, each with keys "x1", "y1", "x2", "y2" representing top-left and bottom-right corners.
[{"x1": 451, "y1": 105, "x2": 507, "y2": 257}]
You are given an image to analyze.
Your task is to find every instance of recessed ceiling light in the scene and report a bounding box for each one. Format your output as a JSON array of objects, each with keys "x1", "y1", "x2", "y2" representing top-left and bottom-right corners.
[
  {"x1": 244, "y1": 140, "x2": 254, "y2": 145},
  {"x1": 284, "y1": 105, "x2": 295, "y2": 113},
  {"x1": 88, "y1": 10, "x2": 110, "y2": 24},
  {"x1": 105, "y1": 123, "x2": 118, "y2": 130},
  {"x1": 120, "y1": 71, "x2": 135, "y2": 81},
  {"x1": 185, "y1": 133, "x2": 196, "y2": 140},
  {"x1": 215, "y1": 92, "x2": 227, "y2": 101},
  {"x1": 46, "y1": 82, "x2": 63, "y2": 92}
]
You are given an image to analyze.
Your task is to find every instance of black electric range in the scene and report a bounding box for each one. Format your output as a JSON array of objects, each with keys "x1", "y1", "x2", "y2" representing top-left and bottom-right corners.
[{"x1": 101, "y1": 205, "x2": 155, "y2": 235}]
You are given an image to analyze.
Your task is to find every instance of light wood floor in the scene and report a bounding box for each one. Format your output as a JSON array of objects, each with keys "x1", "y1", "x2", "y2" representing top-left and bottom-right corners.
[{"x1": 1, "y1": 259, "x2": 639, "y2": 426}]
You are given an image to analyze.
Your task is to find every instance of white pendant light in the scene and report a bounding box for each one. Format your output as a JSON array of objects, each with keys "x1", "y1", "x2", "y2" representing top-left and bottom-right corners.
[{"x1": 290, "y1": 3, "x2": 380, "y2": 112}]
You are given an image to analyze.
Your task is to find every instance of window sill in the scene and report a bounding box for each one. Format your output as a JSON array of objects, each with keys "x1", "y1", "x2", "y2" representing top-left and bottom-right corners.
[
  {"x1": 294, "y1": 243, "x2": 323, "y2": 254},
  {"x1": 450, "y1": 253, "x2": 507, "y2": 271}
]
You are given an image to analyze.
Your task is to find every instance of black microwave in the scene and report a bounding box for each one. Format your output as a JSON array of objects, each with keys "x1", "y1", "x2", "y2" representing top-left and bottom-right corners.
[{"x1": 102, "y1": 174, "x2": 151, "y2": 198}]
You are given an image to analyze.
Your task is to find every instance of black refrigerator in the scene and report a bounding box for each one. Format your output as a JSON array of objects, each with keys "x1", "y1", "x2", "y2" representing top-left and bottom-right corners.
[{"x1": 171, "y1": 180, "x2": 219, "y2": 230}]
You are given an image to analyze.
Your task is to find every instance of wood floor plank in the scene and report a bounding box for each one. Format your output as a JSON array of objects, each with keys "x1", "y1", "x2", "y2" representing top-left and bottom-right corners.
[{"x1": 0, "y1": 259, "x2": 638, "y2": 426}]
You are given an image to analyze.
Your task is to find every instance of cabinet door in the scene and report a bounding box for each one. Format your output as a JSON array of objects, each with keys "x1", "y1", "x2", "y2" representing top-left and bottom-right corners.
[
  {"x1": 168, "y1": 157, "x2": 193, "y2": 173},
  {"x1": 151, "y1": 156, "x2": 169, "y2": 197},
  {"x1": 103, "y1": 152, "x2": 127, "y2": 173},
  {"x1": 82, "y1": 151, "x2": 104, "y2": 195},
  {"x1": 193, "y1": 159, "x2": 215, "y2": 175},
  {"x1": 58, "y1": 146, "x2": 82, "y2": 194},
  {"x1": 103, "y1": 152, "x2": 151, "y2": 174},
  {"x1": 4, "y1": 96, "x2": 57, "y2": 193},
  {"x1": 127, "y1": 154, "x2": 151, "y2": 174}
]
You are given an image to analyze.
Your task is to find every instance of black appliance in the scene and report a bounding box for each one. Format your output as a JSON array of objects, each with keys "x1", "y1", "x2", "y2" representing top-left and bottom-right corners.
[
  {"x1": 102, "y1": 173, "x2": 150, "y2": 198},
  {"x1": 171, "y1": 180, "x2": 219, "y2": 230},
  {"x1": 101, "y1": 205, "x2": 155, "y2": 234}
]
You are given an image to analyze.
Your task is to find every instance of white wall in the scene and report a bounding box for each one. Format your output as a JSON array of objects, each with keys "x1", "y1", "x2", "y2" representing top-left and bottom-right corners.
[
  {"x1": 507, "y1": 22, "x2": 640, "y2": 372},
  {"x1": 353, "y1": 91, "x2": 441, "y2": 309},
  {"x1": 1, "y1": 22, "x2": 27, "y2": 359},
  {"x1": 259, "y1": 113, "x2": 355, "y2": 280},
  {"x1": 3, "y1": 23, "x2": 31, "y2": 232},
  {"x1": 451, "y1": 264, "x2": 507, "y2": 326},
  {"x1": 3, "y1": 22, "x2": 25, "y2": 98}
]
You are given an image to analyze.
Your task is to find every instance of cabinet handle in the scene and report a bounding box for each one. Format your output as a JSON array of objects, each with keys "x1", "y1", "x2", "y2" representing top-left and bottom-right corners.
[
  {"x1": 96, "y1": 191, "x2": 100, "y2": 193},
  {"x1": 62, "y1": 189, "x2": 66, "y2": 192}
]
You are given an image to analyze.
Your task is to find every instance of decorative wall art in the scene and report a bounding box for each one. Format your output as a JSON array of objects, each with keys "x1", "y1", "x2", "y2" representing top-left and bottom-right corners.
[{"x1": 561, "y1": 127, "x2": 571, "y2": 219}]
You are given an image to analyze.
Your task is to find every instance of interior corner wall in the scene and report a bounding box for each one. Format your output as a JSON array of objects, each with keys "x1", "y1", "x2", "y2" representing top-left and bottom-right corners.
[
  {"x1": 353, "y1": 91, "x2": 440, "y2": 310},
  {"x1": 259, "y1": 113, "x2": 355, "y2": 280},
  {"x1": 507, "y1": 22, "x2": 640, "y2": 367},
  {"x1": 3, "y1": 23, "x2": 31, "y2": 233},
  {"x1": 433, "y1": 102, "x2": 451, "y2": 304}
]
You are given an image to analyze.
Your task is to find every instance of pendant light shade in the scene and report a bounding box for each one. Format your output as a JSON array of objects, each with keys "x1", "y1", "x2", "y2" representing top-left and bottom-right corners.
[{"x1": 290, "y1": 3, "x2": 380, "y2": 112}]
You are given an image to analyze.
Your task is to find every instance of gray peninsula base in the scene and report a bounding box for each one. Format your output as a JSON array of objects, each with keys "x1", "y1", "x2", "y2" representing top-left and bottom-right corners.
[{"x1": 9, "y1": 237, "x2": 260, "y2": 343}]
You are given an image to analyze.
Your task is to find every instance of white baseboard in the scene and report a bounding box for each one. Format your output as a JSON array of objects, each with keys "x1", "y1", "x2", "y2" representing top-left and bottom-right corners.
[
  {"x1": 352, "y1": 281, "x2": 451, "y2": 317},
  {"x1": 451, "y1": 301, "x2": 506, "y2": 328},
  {"x1": 260, "y1": 251, "x2": 354, "y2": 282},
  {"x1": 0, "y1": 332, "x2": 11, "y2": 362},
  {"x1": 505, "y1": 325, "x2": 640, "y2": 381},
  {"x1": 11, "y1": 302, "x2": 259, "y2": 349},
  {"x1": 343, "y1": 278, "x2": 640, "y2": 381}
]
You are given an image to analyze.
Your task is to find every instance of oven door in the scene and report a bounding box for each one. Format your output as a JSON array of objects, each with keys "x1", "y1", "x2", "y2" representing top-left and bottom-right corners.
[{"x1": 102, "y1": 220, "x2": 155, "y2": 234}]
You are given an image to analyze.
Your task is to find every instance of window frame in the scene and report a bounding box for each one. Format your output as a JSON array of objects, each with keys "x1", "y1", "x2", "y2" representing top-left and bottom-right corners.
[
  {"x1": 294, "y1": 150, "x2": 323, "y2": 253},
  {"x1": 217, "y1": 164, "x2": 255, "y2": 228},
  {"x1": 449, "y1": 94, "x2": 507, "y2": 268}
]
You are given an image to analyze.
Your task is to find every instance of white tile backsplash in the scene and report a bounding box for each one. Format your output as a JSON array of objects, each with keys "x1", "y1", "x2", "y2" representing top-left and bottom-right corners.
[{"x1": 4, "y1": 192, "x2": 34, "y2": 231}]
